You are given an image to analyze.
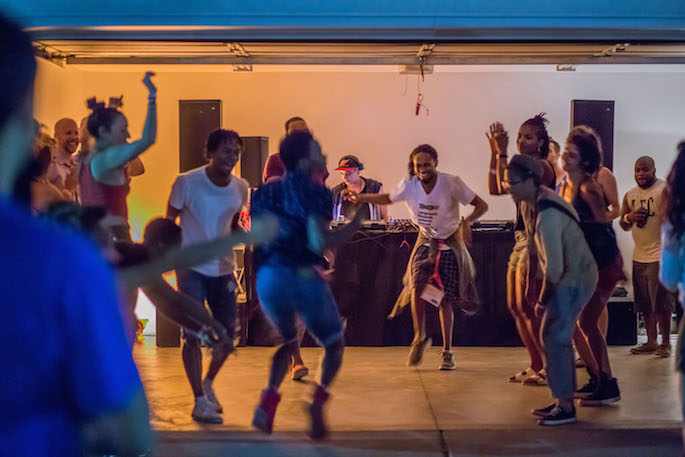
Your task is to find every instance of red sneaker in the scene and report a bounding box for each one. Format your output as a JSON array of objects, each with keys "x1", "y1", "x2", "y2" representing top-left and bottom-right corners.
[
  {"x1": 306, "y1": 384, "x2": 330, "y2": 440},
  {"x1": 252, "y1": 387, "x2": 281, "y2": 434}
]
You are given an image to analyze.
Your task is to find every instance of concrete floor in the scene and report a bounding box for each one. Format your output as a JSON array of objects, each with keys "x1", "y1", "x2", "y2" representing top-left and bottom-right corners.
[{"x1": 134, "y1": 340, "x2": 684, "y2": 456}]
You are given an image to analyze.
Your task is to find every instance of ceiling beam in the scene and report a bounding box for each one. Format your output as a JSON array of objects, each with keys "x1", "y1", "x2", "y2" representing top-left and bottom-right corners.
[{"x1": 64, "y1": 55, "x2": 685, "y2": 65}]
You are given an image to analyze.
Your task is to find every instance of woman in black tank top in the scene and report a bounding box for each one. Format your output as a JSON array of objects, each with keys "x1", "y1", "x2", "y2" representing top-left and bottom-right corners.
[{"x1": 560, "y1": 126, "x2": 623, "y2": 406}]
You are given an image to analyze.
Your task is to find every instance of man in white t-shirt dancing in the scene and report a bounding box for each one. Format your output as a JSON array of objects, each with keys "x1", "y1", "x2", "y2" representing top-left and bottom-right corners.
[
  {"x1": 167, "y1": 129, "x2": 249, "y2": 423},
  {"x1": 346, "y1": 144, "x2": 488, "y2": 369}
]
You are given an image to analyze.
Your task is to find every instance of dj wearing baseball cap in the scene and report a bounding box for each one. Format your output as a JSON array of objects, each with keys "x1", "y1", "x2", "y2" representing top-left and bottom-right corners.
[{"x1": 332, "y1": 155, "x2": 387, "y2": 222}]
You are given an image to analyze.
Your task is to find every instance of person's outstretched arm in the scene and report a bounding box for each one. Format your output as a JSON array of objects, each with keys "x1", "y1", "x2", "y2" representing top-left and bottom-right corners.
[
  {"x1": 118, "y1": 216, "x2": 277, "y2": 291},
  {"x1": 91, "y1": 73, "x2": 157, "y2": 179},
  {"x1": 308, "y1": 209, "x2": 364, "y2": 254},
  {"x1": 486, "y1": 122, "x2": 509, "y2": 195}
]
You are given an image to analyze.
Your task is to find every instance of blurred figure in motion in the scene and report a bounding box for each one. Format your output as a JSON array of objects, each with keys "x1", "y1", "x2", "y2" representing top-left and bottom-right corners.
[{"x1": 0, "y1": 13, "x2": 152, "y2": 457}]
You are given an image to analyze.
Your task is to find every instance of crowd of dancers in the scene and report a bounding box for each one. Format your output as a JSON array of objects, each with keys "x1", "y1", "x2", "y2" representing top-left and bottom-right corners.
[{"x1": 3, "y1": 13, "x2": 685, "y2": 457}]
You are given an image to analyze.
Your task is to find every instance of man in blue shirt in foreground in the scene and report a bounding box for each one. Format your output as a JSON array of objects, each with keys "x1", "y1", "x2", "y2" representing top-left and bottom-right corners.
[{"x1": 0, "y1": 13, "x2": 152, "y2": 457}]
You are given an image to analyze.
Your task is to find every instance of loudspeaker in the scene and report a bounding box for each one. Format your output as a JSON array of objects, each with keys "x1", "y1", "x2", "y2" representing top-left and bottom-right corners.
[
  {"x1": 155, "y1": 311, "x2": 181, "y2": 347},
  {"x1": 606, "y1": 299, "x2": 638, "y2": 345},
  {"x1": 179, "y1": 100, "x2": 222, "y2": 173},
  {"x1": 571, "y1": 100, "x2": 615, "y2": 171},
  {"x1": 240, "y1": 137, "x2": 269, "y2": 187}
]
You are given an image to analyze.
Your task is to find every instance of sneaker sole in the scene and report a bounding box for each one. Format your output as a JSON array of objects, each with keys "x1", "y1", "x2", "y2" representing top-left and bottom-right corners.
[
  {"x1": 439, "y1": 365, "x2": 457, "y2": 371},
  {"x1": 522, "y1": 380, "x2": 548, "y2": 386},
  {"x1": 579, "y1": 395, "x2": 621, "y2": 407},
  {"x1": 292, "y1": 367, "x2": 309, "y2": 381},
  {"x1": 537, "y1": 417, "x2": 577, "y2": 426},
  {"x1": 630, "y1": 349, "x2": 657, "y2": 354},
  {"x1": 192, "y1": 414, "x2": 223, "y2": 424}
]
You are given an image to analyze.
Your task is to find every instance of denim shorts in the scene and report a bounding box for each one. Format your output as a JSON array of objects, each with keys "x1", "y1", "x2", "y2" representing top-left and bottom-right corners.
[
  {"x1": 256, "y1": 265, "x2": 344, "y2": 347},
  {"x1": 176, "y1": 268, "x2": 237, "y2": 343}
]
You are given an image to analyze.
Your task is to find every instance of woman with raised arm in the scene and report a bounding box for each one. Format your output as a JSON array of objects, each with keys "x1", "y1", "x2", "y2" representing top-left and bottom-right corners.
[
  {"x1": 80, "y1": 72, "x2": 157, "y2": 242},
  {"x1": 486, "y1": 114, "x2": 556, "y2": 386}
]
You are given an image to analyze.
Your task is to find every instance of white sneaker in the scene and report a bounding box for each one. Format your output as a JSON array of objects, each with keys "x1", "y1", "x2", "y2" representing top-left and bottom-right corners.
[
  {"x1": 202, "y1": 379, "x2": 223, "y2": 413},
  {"x1": 192, "y1": 396, "x2": 223, "y2": 424},
  {"x1": 439, "y1": 350, "x2": 456, "y2": 370}
]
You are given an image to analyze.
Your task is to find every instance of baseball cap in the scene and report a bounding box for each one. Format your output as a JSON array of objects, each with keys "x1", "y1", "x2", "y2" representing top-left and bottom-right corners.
[
  {"x1": 335, "y1": 155, "x2": 364, "y2": 171},
  {"x1": 507, "y1": 154, "x2": 543, "y2": 182}
]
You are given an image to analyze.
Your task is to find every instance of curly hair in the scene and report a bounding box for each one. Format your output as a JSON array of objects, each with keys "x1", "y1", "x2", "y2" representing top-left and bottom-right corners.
[
  {"x1": 664, "y1": 141, "x2": 685, "y2": 243},
  {"x1": 522, "y1": 113, "x2": 550, "y2": 159},
  {"x1": 408, "y1": 144, "x2": 438, "y2": 176},
  {"x1": 566, "y1": 125, "x2": 603, "y2": 174}
]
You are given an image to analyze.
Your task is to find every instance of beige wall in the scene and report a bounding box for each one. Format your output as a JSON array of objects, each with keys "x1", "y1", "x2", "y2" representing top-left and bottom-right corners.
[{"x1": 33, "y1": 61, "x2": 685, "y2": 330}]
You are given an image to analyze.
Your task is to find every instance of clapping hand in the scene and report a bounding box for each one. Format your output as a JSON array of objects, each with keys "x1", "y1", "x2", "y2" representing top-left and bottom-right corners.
[{"x1": 486, "y1": 122, "x2": 509, "y2": 156}]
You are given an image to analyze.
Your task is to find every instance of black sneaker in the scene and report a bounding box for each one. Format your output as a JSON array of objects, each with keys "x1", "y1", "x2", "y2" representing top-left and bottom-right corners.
[
  {"x1": 531, "y1": 403, "x2": 556, "y2": 418},
  {"x1": 574, "y1": 376, "x2": 598, "y2": 399},
  {"x1": 580, "y1": 378, "x2": 620, "y2": 406},
  {"x1": 537, "y1": 406, "x2": 576, "y2": 426}
]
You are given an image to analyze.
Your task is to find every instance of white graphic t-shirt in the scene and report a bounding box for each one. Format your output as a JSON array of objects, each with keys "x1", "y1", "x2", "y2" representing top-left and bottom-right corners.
[
  {"x1": 169, "y1": 166, "x2": 249, "y2": 276},
  {"x1": 625, "y1": 178, "x2": 666, "y2": 263},
  {"x1": 389, "y1": 172, "x2": 476, "y2": 240}
]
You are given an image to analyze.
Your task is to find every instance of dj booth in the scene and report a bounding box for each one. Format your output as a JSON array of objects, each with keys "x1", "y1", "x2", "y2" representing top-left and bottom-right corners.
[
  {"x1": 156, "y1": 220, "x2": 637, "y2": 347},
  {"x1": 245, "y1": 221, "x2": 520, "y2": 347}
]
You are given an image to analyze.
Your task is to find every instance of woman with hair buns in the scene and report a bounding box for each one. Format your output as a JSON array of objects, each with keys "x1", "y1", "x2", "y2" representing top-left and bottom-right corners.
[
  {"x1": 79, "y1": 72, "x2": 156, "y2": 241},
  {"x1": 487, "y1": 114, "x2": 556, "y2": 386}
]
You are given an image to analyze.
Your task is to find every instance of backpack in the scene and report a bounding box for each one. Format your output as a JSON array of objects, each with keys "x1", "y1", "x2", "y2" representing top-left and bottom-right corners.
[{"x1": 537, "y1": 199, "x2": 620, "y2": 270}]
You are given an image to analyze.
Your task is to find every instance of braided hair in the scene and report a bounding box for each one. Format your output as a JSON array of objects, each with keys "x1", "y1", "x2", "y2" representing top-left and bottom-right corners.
[{"x1": 522, "y1": 113, "x2": 550, "y2": 159}]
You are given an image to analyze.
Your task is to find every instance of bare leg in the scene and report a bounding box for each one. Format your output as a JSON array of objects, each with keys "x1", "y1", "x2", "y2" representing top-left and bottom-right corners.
[
  {"x1": 410, "y1": 286, "x2": 427, "y2": 344},
  {"x1": 658, "y1": 312, "x2": 672, "y2": 347},
  {"x1": 439, "y1": 301, "x2": 454, "y2": 351},
  {"x1": 598, "y1": 306, "x2": 609, "y2": 339},
  {"x1": 205, "y1": 341, "x2": 232, "y2": 381},
  {"x1": 579, "y1": 288, "x2": 614, "y2": 378},
  {"x1": 318, "y1": 339, "x2": 345, "y2": 388},
  {"x1": 182, "y1": 339, "x2": 204, "y2": 397},
  {"x1": 645, "y1": 312, "x2": 659, "y2": 346},
  {"x1": 573, "y1": 325, "x2": 599, "y2": 377},
  {"x1": 268, "y1": 341, "x2": 297, "y2": 389},
  {"x1": 291, "y1": 321, "x2": 306, "y2": 367},
  {"x1": 507, "y1": 265, "x2": 544, "y2": 372}
]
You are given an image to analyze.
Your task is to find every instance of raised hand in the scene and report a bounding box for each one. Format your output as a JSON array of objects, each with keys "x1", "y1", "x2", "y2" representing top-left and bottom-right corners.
[
  {"x1": 142, "y1": 72, "x2": 156, "y2": 96},
  {"x1": 485, "y1": 122, "x2": 509, "y2": 156}
]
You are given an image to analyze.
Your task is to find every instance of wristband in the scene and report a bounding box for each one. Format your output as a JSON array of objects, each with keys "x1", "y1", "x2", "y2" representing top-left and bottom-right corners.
[{"x1": 622, "y1": 213, "x2": 632, "y2": 225}]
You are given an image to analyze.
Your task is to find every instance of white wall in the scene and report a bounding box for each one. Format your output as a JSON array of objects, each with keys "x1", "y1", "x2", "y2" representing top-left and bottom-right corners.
[{"x1": 34, "y1": 62, "x2": 685, "y2": 331}]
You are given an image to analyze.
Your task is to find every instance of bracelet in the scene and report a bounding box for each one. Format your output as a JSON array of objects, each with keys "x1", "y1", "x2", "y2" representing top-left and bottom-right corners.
[
  {"x1": 489, "y1": 170, "x2": 497, "y2": 175},
  {"x1": 622, "y1": 213, "x2": 632, "y2": 225}
]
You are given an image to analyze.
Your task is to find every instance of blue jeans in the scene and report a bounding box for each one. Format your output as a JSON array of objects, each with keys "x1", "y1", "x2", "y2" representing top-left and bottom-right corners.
[
  {"x1": 541, "y1": 284, "x2": 596, "y2": 399},
  {"x1": 176, "y1": 269, "x2": 237, "y2": 343},
  {"x1": 257, "y1": 265, "x2": 343, "y2": 347}
]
